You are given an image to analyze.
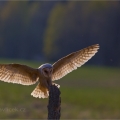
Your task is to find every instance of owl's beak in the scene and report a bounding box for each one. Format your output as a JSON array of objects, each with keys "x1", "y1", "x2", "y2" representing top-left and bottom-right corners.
[
  {"x1": 48, "y1": 68, "x2": 52, "y2": 77},
  {"x1": 44, "y1": 68, "x2": 52, "y2": 78}
]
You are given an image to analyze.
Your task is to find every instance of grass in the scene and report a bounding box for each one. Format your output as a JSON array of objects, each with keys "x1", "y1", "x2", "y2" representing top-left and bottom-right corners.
[{"x1": 0, "y1": 59, "x2": 120, "y2": 119}]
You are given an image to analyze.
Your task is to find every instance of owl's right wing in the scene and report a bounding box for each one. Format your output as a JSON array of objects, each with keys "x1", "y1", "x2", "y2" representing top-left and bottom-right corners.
[
  {"x1": 0, "y1": 63, "x2": 39, "y2": 85},
  {"x1": 52, "y1": 44, "x2": 99, "y2": 81}
]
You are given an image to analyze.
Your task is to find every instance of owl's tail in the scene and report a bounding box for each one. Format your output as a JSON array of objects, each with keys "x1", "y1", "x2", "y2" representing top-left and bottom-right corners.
[
  {"x1": 31, "y1": 83, "x2": 49, "y2": 99},
  {"x1": 31, "y1": 83, "x2": 60, "y2": 99}
]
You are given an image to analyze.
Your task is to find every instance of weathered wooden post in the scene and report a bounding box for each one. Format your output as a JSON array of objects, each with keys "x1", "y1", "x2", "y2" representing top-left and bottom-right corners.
[{"x1": 47, "y1": 85, "x2": 61, "y2": 120}]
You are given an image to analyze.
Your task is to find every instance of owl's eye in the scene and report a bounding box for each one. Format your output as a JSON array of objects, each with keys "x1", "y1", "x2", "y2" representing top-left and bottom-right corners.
[{"x1": 44, "y1": 70, "x2": 48, "y2": 74}]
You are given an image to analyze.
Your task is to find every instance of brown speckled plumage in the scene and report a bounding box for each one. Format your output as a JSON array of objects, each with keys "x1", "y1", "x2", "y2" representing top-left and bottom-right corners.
[{"x1": 0, "y1": 44, "x2": 99, "y2": 98}]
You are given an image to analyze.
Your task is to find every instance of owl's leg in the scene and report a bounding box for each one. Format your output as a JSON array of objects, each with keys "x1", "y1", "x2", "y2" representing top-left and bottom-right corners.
[
  {"x1": 52, "y1": 83, "x2": 60, "y2": 88},
  {"x1": 31, "y1": 83, "x2": 49, "y2": 99}
]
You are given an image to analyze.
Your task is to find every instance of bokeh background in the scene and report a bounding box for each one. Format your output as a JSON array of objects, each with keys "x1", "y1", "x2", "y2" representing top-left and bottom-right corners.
[{"x1": 0, "y1": 1, "x2": 120, "y2": 119}]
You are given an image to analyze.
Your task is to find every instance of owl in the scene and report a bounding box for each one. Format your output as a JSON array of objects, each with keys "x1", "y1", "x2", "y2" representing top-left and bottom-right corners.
[{"x1": 0, "y1": 44, "x2": 99, "y2": 98}]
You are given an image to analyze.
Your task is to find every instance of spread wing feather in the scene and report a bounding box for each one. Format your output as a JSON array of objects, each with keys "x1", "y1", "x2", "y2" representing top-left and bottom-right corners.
[
  {"x1": 0, "y1": 64, "x2": 39, "y2": 85},
  {"x1": 52, "y1": 44, "x2": 99, "y2": 81}
]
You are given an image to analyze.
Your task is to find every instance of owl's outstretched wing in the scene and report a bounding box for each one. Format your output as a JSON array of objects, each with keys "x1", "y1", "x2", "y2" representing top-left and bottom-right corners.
[
  {"x1": 52, "y1": 44, "x2": 99, "y2": 81},
  {"x1": 0, "y1": 64, "x2": 39, "y2": 85}
]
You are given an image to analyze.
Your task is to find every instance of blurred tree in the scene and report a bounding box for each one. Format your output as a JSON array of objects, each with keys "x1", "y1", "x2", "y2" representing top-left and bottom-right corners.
[
  {"x1": 0, "y1": 1, "x2": 38, "y2": 58},
  {"x1": 43, "y1": 1, "x2": 120, "y2": 66},
  {"x1": 0, "y1": 1, "x2": 120, "y2": 66},
  {"x1": 0, "y1": 1, "x2": 56, "y2": 60},
  {"x1": 43, "y1": 2, "x2": 67, "y2": 61}
]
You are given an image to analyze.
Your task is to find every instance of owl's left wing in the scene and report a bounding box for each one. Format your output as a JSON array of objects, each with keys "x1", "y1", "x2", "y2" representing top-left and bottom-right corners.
[
  {"x1": 0, "y1": 64, "x2": 39, "y2": 85},
  {"x1": 52, "y1": 44, "x2": 99, "y2": 81}
]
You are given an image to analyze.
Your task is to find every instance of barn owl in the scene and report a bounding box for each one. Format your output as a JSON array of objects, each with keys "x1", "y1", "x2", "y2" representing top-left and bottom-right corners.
[{"x1": 0, "y1": 44, "x2": 99, "y2": 98}]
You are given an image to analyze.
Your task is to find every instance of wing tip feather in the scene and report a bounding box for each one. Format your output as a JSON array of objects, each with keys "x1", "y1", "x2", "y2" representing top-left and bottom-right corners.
[{"x1": 52, "y1": 44, "x2": 100, "y2": 81}]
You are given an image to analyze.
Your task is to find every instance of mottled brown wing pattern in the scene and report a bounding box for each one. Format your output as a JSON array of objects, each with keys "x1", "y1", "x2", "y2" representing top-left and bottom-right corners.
[
  {"x1": 0, "y1": 64, "x2": 39, "y2": 85},
  {"x1": 52, "y1": 44, "x2": 99, "y2": 81}
]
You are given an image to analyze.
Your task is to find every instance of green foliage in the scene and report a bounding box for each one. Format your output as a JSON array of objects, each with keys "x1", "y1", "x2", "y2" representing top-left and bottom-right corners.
[
  {"x1": 43, "y1": 1, "x2": 120, "y2": 66},
  {"x1": 43, "y1": 3, "x2": 67, "y2": 60},
  {"x1": 0, "y1": 1, "x2": 120, "y2": 66},
  {"x1": 0, "y1": 1, "x2": 48, "y2": 59}
]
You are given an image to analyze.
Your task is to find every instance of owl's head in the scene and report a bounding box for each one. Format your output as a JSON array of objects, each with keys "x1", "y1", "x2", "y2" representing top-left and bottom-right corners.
[{"x1": 39, "y1": 63, "x2": 53, "y2": 78}]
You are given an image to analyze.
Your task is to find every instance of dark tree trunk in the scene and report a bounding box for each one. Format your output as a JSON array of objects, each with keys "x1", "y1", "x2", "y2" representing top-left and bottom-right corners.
[{"x1": 47, "y1": 85, "x2": 61, "y2": 120}]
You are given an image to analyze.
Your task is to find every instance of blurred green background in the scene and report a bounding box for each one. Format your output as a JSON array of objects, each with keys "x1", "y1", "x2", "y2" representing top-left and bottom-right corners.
[{"x1": 0, "y1": 1, "x2": 120, "y2": 119}]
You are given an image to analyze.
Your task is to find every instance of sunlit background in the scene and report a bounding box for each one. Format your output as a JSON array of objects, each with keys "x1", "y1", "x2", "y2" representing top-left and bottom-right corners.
[{"x1": 0, "y1": 1, "x2": 120, "y2": 119}]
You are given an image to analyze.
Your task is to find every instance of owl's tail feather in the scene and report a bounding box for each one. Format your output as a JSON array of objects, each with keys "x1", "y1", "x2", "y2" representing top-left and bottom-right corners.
[{"x1": 31, "y1": 83, "x2": 49, "y2": 99}]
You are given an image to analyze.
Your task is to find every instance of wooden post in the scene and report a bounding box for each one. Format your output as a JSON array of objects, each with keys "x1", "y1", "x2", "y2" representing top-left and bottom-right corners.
[{"x1": 47, "y1": 85, "x2": 61, "y2": 120}]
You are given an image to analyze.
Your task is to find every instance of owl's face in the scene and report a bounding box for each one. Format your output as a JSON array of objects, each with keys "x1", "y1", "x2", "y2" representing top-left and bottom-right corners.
[
  {"x1": 39, "y1": 63, "x2": 53, "y2": 78},
  {"x1": 42, "y1": 67, "x2": 53, "y2": 78}
]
